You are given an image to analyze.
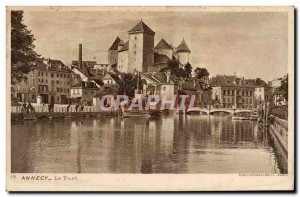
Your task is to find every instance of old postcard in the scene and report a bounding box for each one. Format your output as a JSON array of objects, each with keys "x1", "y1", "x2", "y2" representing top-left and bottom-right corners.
[{"x1": 6, "y1": 6, "x2": 294, "y2": 191}]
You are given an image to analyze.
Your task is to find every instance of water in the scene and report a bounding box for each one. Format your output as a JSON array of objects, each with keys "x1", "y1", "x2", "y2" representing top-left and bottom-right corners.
[{"x1": 11, "y1": 114, "x2": 282, "y2": 173}]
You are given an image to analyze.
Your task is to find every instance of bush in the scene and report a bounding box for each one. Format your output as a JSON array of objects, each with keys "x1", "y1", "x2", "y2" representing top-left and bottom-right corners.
[{"x1": 270, "y1": 105, "x2": 288, "y2": 120}]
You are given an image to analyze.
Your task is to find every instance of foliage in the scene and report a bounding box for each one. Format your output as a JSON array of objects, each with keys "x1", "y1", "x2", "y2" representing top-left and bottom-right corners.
[
  {"x1": 11, "y1": 10, "x2": 39, "y2": 84},
  {"x1": 159, "y1": 58, "x2": 189, "y2": 78},
  {"x1": 184, "y1": 63, "x2": 192, "y2": 80},
  {"x1": 279, "y1": 74, "x2": 288, "y2": 101},
  {"x1": 115, "y1": 72, "x2": 145, "y2": 97},
  {"x1": 270, "y1": 105, "x2": 288, "y2": 120},
  {"x1": 194, "y1": 67, "x2": 209, "y2": 80}
]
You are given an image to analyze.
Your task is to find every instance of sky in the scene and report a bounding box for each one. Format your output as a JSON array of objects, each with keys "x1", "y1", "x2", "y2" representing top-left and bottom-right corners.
[{"x1": 22, "y1": 7, "x2": 289, "y2": 81}]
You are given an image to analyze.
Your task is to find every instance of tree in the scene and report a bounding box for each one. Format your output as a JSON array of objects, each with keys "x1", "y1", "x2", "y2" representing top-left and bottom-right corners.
[
  {"x1": 279, "y1": 74, "x2": 288, "y2": 101},
  {"x1": 184, "y1": 62, "x2": 192, "y2": 80},
  {"x1": 116, "y1": 72, "x2": 145, "y2": 97},
  {"x1": 194, "y1": 67, "x2": 209, "y2": 80},
  {"x1": 160, "y1": 58, "x2": 187, "y2": 78},
  {"x1": 11, "y1": 10, "x2": 39, "y2": 84}
]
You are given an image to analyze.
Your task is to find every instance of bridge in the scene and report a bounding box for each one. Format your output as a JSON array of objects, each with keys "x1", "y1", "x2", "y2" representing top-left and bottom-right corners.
[{"x1": 185, "y1": 107, "x2": 255, "y2": 115}]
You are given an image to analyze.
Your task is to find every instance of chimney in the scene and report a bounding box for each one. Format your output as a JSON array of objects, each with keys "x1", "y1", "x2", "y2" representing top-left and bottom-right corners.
[
  {"x1": 79, "y1": 43, "x2": 82, "y2": 69},
  {"x1": 166, "y1": 71, "x2": 170, "y2": 83}
]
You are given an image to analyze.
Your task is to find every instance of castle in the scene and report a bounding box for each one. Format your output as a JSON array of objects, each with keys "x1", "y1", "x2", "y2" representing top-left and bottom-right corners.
[{"x1": 108, "y1": 20, "x2": 191, "y2": 73}]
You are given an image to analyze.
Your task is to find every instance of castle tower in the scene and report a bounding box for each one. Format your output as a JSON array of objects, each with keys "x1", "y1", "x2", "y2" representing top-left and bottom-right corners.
[
  {"x1": 154, "y1": 38, "x2": 173, "y2": 59},
  {"x1": 128, "y1": 20, "x2": 155, "y2": 73},
  {"x1": 177, "y1": 39, "x2": 191, "y2": 65},
  {"x1": 108, "y1": 36, "x2": 123, "y2": 65}
]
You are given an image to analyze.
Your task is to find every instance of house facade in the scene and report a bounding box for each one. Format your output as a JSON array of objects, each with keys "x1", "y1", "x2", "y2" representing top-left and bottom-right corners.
[{"x1": 11, "y1": 58, "x2": 74, "y2": 104}]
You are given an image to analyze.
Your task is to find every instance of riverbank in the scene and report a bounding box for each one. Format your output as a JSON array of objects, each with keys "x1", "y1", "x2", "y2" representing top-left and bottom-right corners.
[
  {"x1": 268, "y1": 115, "x2": 288, "y2": 173},
  {"x1": 11, "y1": 111, "x2": 118, "y2": 122}
]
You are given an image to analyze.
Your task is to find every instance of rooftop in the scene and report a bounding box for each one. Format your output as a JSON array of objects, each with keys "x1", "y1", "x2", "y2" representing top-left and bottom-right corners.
[
  {"x1": 177, "y1": 39, "x2": 191, "y2": 53},
  {"x1": 128, "y1": 20, "x2": 155, "y2": 35},
  {"x1": 154, "y1": 38, "x2": 173, "y2": 50},
  {"x1": 108, "y1": 37, "x2": 123, "y2": 51}
]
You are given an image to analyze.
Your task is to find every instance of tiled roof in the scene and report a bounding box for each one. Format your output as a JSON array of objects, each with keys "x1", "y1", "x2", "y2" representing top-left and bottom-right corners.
[
  {"x1": 154, "y1": 52, "x2": 170, "y2": 65},
  {"x1": 128, "y1": 20, "x2": 155, "y2": 35},
  {"x1": 108, "y1": 37, "x2": 123, "y2": 50},
  {"x1": 35, "y1": 58, "x2": 71, "y2": 72},
  {"x1": 154, "y1": 38, "x2": 172, "y2": 50},
  {"x1": 209, "y1": 75, "x2": 269, "y2": 87},
  {"x1": 71, "y1": 81, "x2": 99, "y2": 89},
  {"x1": 72, "y1": 60, "x2": 97, "y2": 67},
  {"x1": 119, "y1": 41, "x2": 129, "y2": 52},
  {"x1": 142, "y1": 72, "x2": 174, "y2": 84},
  {"x1": 177, "y1": 39, "x2": 191, "y2": 53}
]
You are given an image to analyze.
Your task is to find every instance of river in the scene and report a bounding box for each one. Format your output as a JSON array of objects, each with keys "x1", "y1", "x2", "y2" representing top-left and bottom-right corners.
[{"x1": 11, "y1": 114, "x2": 283, "y2": 173}]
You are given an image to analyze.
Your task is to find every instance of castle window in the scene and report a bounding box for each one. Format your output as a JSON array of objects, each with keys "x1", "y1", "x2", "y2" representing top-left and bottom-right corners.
[{"x1": 135, "y1": 36, "x2": 137, "y2": 40}]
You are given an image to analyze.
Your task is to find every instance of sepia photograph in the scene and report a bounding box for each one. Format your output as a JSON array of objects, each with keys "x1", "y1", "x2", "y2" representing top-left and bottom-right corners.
[{"x1": 6, "y1": 6, "x2": 294, "y2": 191}]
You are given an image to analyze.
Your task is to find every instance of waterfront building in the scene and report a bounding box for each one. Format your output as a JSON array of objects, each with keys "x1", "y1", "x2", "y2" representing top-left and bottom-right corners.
[
  {"x1": 70, "y1": 81, "x2": 101, "y2": 105},
  {"x1": 11, "y1": 58, "x2": 74, "y2": 104},
  {"x1": 141, "y1": 72, "x2": 177, "y2": 101},
  {"x1": 269, "y1": 78, "x2": 287, "y2": 106},
  {"x1": 210, "y1": 75, "x2": 257, "y2": 108}
]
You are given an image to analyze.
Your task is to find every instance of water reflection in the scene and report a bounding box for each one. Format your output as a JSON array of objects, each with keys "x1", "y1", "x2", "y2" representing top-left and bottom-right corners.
[{"x1": 11, "y1": 115, "x2": 281, "y2": 173}]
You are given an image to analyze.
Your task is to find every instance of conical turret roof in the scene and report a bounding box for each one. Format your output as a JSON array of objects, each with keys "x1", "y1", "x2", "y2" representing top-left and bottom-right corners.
[
  {"x1": 128, "y1": 20, "x2": 155, "y2": 35},
  {"x1": 177, "y1": 39, "x2": 191, "y2": 53},
  {"x1": 154, "y1": 38, "x2": 173, "y2": 50}
]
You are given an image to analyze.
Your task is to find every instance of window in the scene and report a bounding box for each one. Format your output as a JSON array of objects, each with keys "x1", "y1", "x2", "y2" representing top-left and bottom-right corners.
[
  {"x1": 51, "y1": 73, "x2": 54, "y2": 78},
  {"x1": 32, "y1": 79, "x2": 35, "y2": 85},
  {"x1": 223, "y1": 90, "x2": 226, "y2": 95},
  {"x1": 163, "y1": 86, "x2": 166, "y2": 91},
  {"x1": 57, "y1": 88, "x2": 59, "y2": 92},
  {"x1": 32, "y1": 95, "x2": 35, "y2": 100},
  {"x1": 45, "y1": 72, "x2": 48, "y2": 77},
  {"x1": 56, "y1": 80, "x2": 59, "y2": 84},
  {"x1": 41, "y1": 79, "x2": 43, "y2": 83}
]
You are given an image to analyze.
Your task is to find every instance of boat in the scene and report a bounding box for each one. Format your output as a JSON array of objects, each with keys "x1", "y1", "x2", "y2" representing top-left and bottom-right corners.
[
  {"x1": 250, "y1": 111, "x2": 258, "y2": 121},
  {"x1": 121, "y1": 108, "x2": 150, "y2": 118},
  {"x1": 232, "y1": 112, "x2": 250, "y2": 120},
  {"x1": 232, "y1": 116, "x2": 250, "y2": 120},
  {"x1": 149, "y1": 110, "x2": 163, "y2": 117}
]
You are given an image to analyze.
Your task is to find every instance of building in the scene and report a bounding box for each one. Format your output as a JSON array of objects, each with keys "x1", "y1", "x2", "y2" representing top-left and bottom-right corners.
[
  {"x1": 11, "y1": 58, "x2": 75, "y2": 104},
  {"x1": 269, "y1": 78, "x2": 287, "y2": 106},
  {"x1": 253, "y1": 78, "x2": 272, "y2": 106},
  {"x1": 141, "y1": 72, "x2": 177, "y2": 101},
  {"x1": 176, "y1": 39, "x2": 191, "y2": 66},
  {"x1": 70, "y1": 81, "x2": 101, "y2": 105},
  {"x1": 210, "y1": 75, "x2": 257, "y2": 108},
  {"x1": 108, "y1": 20, "x2": 191, "y2": 73}
]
